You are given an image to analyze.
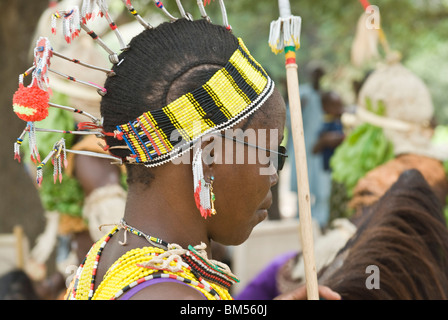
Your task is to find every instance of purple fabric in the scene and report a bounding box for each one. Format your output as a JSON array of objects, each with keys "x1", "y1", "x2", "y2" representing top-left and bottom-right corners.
[
  {"x1": 120, "y1": 277, "x2": 206, "y2": 300},
  {"x1": 235, "y1": 251, "x2": 296, "y2": 300}
]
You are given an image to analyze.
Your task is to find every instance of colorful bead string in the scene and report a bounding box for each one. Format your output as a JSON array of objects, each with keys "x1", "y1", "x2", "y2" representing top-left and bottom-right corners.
[
  {"x1": 118, "y1": 219, "x2": 238, "y2": 289},
  {"x1": 69, "y1": 227, "x2": 120, "y2": 299},
  {"x1": 118, "y1": 219, "x2": 169, "y2": 250},
  {"x1": 66, "y1": 224, "x2": 235, "y2": 300}
]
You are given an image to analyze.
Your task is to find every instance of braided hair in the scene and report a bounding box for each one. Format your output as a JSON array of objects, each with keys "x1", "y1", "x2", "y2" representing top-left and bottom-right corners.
[{"x1": 101, "y1": 19, "x2": 267, "y2": 185}]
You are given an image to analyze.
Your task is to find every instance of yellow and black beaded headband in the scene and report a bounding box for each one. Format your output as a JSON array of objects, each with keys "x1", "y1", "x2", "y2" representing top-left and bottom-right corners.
[
  {"x1": 11, "y1": 0, "x2": 273, "y2": 185},
  {"x1": 116, "y1": 38, "x2": 274, "y2": 166}
]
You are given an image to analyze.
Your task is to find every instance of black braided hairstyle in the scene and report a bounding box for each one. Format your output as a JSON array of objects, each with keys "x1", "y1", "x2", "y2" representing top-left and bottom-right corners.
[{"x1": 101, "y1": 18, "x2": 268, "y2": 185}]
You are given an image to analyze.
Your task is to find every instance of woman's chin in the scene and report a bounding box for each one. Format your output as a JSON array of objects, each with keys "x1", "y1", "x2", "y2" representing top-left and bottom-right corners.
[{"x1": 256, "y1": 208, "x2": 269, "y2": 223}]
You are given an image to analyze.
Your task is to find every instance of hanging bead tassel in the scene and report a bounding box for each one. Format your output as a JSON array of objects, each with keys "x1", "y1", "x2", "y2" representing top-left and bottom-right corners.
[
  {"x1": 34, "y1": 37, "x2": 53, "y2": 92},
  {"x1": 36, "y1": 138, "x2": 67, "y2": 186},
  {"x1": 193, "y1": 148, "x2": 205, "y2": 216},
  {"x1": 199, "y1": 178, "x2": 211, "y2": 215},
  {"x1": 209, "y1": 176, "x2": 216, "y2": 215},
  {"x1": 36, "y1": 148, "x2": 55, "y2": 187},
  {"x1": 192, "y1": 148, "x2": 216, "y2": 218},
  {"x1": 51, "y1": 11, "x2": 60, "y2": 34},
  {"x1": 81, "y1": 0, "x2": 96, "y2": 22},
  {"x1": 14, "y1": 139, "x2": 22, "y2": 163},
  {"x1": 26, "y1": 122, "x2": 41, "y2": 164},
  {"x1": 53, "y1": 138, "x2": 67, "y2": 184},
  {"x1": 53, "y1": 8, "x2": 82, "y2": 44},
  {"x1": 52, "y1": 5, "x2": 117, "y2": 61},
  {"x1": 14, "y1": 129, "x2": 27, "y2": 163},
  {"x1": 52, "y1": 7, "x2": 83, "y2": 44},
  {"x1": 81, "y1": 0, "x2": 127, "y2": 50},
  {"x1": 36, "y1": 165, "x2": 44, "y2": 186}
]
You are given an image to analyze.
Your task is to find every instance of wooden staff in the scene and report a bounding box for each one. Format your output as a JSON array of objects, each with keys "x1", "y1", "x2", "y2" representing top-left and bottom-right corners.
[
  {"x1": 269, "y1": 0, "x2": 319, "y2": 300},
  {"x1": 13, "y1": 225, "x2": 25, "y2": 270}
]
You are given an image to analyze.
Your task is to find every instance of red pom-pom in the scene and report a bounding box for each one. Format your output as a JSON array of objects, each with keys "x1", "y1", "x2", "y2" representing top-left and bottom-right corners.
[{"x1": 13, "y1": 84, "x2": 50, "y2": 122}]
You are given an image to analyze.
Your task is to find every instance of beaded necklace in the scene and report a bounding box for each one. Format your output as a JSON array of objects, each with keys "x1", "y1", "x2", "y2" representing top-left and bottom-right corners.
[
  {"x1": 65, "y1": 221, "x2": 238, "y2": 300},
  {"x1": 118, "y1": 218, "x2": 169, "y2": 250}
]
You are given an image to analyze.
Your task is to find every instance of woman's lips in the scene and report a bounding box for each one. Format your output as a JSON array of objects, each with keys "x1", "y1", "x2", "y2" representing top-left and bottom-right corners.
[{"x1": 258, "y1": 194, "x2": 273, "y2": 211}]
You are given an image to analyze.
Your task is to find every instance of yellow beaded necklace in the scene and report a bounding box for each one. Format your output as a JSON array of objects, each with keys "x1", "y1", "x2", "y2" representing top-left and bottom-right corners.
[{"x1": 65, "y1": 225, "x2": 235, "y2": 300}]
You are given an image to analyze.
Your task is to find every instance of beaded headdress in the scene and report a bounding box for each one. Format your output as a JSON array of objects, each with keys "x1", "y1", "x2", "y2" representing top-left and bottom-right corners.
[{"x1": 12, "y1": 0, "x2": 274, "y2": 185}]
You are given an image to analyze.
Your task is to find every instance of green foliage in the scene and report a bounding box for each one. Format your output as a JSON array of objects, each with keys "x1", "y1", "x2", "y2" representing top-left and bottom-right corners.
[
  {"x1": 432, "y1": 125, "x2": 448, "y2": 145},
  {"x1": 445, "y1": 202, "x2": 448, "y2": 226},
  {"x1": 365, "y1": 97, "x2": 386, "y2": 116},
  {"x1": 331, "y1": 96, "x2": 395, "y2": 196},
  {"x1": 39, "y1": 171, "x2": 84, "y2": 217},
  {"x1": 330, "y1": 123, "x2": 395, "y2": 197}
]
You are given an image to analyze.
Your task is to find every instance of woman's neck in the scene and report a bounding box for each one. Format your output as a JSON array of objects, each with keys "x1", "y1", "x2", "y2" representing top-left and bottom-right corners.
[
  {"x1": 91, "y1": 169, "x2": 213, "y2": 293},
  {"x1": 122, "y1": 181, "x2": 212, "y2": 256}
]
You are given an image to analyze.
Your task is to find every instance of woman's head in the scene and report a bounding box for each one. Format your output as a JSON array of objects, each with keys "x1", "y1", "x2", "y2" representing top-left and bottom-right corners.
[
  {"x1": 102, "y1": 19, "x2": 238, "y2": 184},
  {"x1": 100, "y1": 18, "x2": 286, "y2": 245}
]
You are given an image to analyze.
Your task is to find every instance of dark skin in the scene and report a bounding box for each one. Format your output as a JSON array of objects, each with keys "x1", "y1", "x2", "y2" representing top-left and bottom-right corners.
[
  {"x1": 90, "y1": 88, "x2": 340, "y2": 300},
  {"x1": 74, "y1": 154, "x2": 122, "y2": 197},
  {"x1": 72, "y1": 154, "x2": 122, "y2": 262}
]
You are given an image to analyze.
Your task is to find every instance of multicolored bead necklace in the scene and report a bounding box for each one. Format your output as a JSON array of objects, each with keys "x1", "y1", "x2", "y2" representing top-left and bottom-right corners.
[
  {"x1": 118, "y1": 218, "x2": 169, "y2": 250},
  {"x1": 65, "y1": 221, "x2": 238, "y2": 300}
]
